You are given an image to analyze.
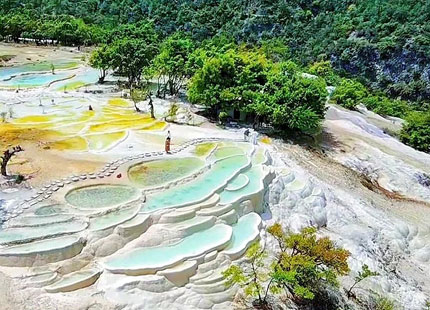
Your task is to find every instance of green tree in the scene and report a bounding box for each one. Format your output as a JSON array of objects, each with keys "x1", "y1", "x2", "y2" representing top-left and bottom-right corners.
[
  {"x1": 223, "y1": 224, "x2": 350, "y2": 308},
  {"x1": 188, "y1": 49, "x2": 239, "y2": 114},
  {"x1": 109, "y1": 22, "x2": 159, "y2": 88},
  {"x1": 152, "y1": 32, "x2": 195, "y2": 97},
  {"x1": 111, "y1": 37, "x2": 157, "y2": 88},
  {"x1": 249, "y1": 62, "x2": 327, "y2": 134},
  {"x1": 89, "y1": 44, "x2": 114, "y2": 83},
  {"x1": 4, "y1": 13, "x2": 29, "y2": 42},
  {"x1": 222, "y1": 242, "x2": 270, "y2": 307},
  {"x1": 267, "y1": 224, "x2": 350, "y2": 301},
  {"x1": 189, "y1": 48, "x2": 327, "y2": 135}
]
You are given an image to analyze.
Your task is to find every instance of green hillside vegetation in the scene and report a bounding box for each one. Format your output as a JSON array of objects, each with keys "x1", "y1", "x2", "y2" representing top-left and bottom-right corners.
[{"x1": 1, "y1": 0, "x2": 428, "y2": 151}]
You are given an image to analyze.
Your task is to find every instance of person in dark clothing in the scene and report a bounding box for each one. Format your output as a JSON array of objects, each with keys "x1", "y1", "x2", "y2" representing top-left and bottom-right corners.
[
  {"x1": 244, "y1": 128, "x2": 250, "y2": 141},
  {"x1": 148, "y1": 93, "x2": 154, "y2": 119}
]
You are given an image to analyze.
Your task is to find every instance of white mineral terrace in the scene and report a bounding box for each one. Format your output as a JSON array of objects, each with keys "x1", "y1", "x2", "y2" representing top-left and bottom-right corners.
[{"x1": 1, "y1": 45, "x2": 430, "y2": 310}]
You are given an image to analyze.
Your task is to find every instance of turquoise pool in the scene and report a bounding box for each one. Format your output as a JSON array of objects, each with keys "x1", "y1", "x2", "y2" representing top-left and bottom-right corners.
[
  {"x1": 0, "y1": 221, "x2": 87, "y2": 244},
  {"x1": 0, "y1": 72, "x2": 71, "y2": 88},
  {"x1": 141, "y1": 155, "x2": 249, "y2": 212},
  {"x1": 219, "y1": 166, "x2": 264, "y2": 205},
  {"x1": 66, "y1": 184, "x2": 140, "y2": 209},
  {"x1": 52, "y1": 68, "x2": 100, "y2": 90},
  {"x1": 105, "y1": 224, "x2": 232, "y2": 274},
  {"x1": 0, "y1": 60, "x2": 78, "y2": 80},
  {"x1": 223, "y1": 212, "x2": 261, "y2": 256}
]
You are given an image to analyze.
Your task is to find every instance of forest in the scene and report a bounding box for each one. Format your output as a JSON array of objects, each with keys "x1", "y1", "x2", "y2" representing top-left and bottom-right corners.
[{"x1": 0, "y1": 0, "x2": 429, "y2": 152}]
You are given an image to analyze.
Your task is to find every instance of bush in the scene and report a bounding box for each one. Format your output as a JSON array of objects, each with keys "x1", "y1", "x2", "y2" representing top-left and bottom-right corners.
[
  {"x1": 188, "y1": 47, "x2": 327, "y2": 136},
  {"x1": 331, "y1": 78, "x2": 367, "y2": 110},
  {"x1": 362, "y1": 95, "x2": 410, "y2": 118},
  {"x1": 168, "y1": 103, "x2": 179, "y2": 118},
  {"x1": 14, "y1": 174, "x2": 24, "y2": 184},
  {"x1": 374, "y1": 296, "x2": 395, "y2": 310},
  {"x1": 400, "y1": 111, "x2": 430, "y2": 153},
  {"x1": 308, "y1": 61, "x2": 341, "y2": 86},
  {"x1": 218, "y1": 111, "x2": 228, "y2": 123}
]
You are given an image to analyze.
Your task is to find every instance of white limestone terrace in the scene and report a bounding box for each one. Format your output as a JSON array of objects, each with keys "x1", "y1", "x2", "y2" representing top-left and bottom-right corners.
[
  {"x1": 258, "y1": 104, "x2": 430, "y2": 310},
  {"x1": 325, "y1": 104, "x2": 430, "y2": 203},
  {"x1": 0, "y1": 137, "x2": 242, "y2": 223},
  {"x1": 0, "y1": 137, "x2": 275, "y2": 310}
]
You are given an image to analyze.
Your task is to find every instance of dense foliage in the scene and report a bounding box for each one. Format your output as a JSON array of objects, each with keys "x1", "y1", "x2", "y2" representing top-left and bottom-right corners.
[
  {"x1": 151, "y1": 32, "x2": 195, "y2": 97},
  {"x1": 0, "y1": 12, "x2": 106, "y2": 45},
  {"x1": 223, "y1": 224, "x2": 350, "y2": 308},
  {"x1": 1, "y1": 0, "x2": 429, "y2": 151},
  {"x1": 188, "y1": 47, "x2": 327, "y2": 134},
  {"x1": 89, "y1": 22, "x2": 159, "y2": 86},
  {"x1": 400, "y1": 112, "x2": 430, "y2": 153},
  {"x1": 1, "y1": 0, "x2": 429, "y2": 104},
  {"x1": 331, "y1": 78, "x2": 367, "y2": 110}
]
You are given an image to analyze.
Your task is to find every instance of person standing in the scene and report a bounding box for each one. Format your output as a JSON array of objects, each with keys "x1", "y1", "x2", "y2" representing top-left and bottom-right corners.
[
  {"x1": 252, "y1": 131, "x2": 258, "y2": 145},
  {"x1": 244, "y1": 128, "x2": 250, "y2": 142},
  {"x1": 148, "y1": 91, "x2": 155, "y2": 119},
  {"x1": 165, "y1": 130, "x2": 171, "y2": 153}
]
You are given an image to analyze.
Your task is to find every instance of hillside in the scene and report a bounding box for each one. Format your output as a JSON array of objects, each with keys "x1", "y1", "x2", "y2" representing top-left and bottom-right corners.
[{"x1": 1, "y1": 0, "x2": 429, "y2": 104}]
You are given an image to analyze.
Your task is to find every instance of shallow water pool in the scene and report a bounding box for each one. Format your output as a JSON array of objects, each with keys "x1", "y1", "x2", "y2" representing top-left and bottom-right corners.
[
  {"x1": 105, "y1": 224, "x2": 232, "y2": 273},
  {"x1": 219, "y1": 166, "x2": 264, "y2": 205},
  {"x1": 65, "y1": 185, "x2": 139, "y2": 209},
  {"x1": 213, "y1": 146, "x2": 245, "y2": 159},
  {"x1": 34, "y1": 204, "x2": 67, "y2": 216},
  {"x1": 128, "y1": 157, "x2": 204, "y2": 188},
  {"x1": 0, "y1": 72, "x2": 71, "y2": 88},
  {"x1": 0, "y1": 60, "x2": 79, "y2": 81},
  {"x1": 141, "y1": 155, "x2": 249, "y2": 212}
]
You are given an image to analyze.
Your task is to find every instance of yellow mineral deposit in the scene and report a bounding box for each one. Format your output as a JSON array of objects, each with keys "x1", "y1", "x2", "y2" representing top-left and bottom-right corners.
[{"x1": 0, "y1": 97, "x2": 167, "y2": 153}]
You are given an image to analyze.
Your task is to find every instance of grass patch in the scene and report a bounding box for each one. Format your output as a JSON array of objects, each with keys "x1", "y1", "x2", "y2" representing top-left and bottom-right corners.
[{"x1": 50, "y1": 136, "x2": 88, "y2": 151}]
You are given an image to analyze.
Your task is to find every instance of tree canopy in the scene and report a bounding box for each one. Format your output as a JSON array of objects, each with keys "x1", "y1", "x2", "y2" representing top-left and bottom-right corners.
[
  {"x1": 223, "y1": 224, "x2": 350, "y2": 308},
  {"x1": 188, "y1": 47, "x2": 327, "y2": 134}
]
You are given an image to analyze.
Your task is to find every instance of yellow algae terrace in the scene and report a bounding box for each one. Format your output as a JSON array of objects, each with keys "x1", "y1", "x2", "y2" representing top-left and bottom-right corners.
[{"x1": 0, "y1": 97, "x2": 167, "y2": 153}]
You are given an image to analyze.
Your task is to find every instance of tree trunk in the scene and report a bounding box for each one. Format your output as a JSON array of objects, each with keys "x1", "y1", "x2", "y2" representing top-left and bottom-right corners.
[
  {"x1": 1, "y1": 146, "x2": 23, "y2": 177},
  {"x1": 98, "y1": 69, "x2": 106, "y2": 83}
]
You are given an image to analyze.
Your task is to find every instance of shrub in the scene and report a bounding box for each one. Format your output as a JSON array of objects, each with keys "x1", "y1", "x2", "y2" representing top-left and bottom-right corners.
[
  {"x1": 188, "y1": 47, "x2": 327, "y2": 136},
  {"x1": 218, "y1": 111, "x2": 228, "y2": 123},
  {"x1": 362, "y1": 95, "x2": 410, "y2": 118},
  {"x1": 374, "y1": 296, "x2": 395, "y2": 310},
  {"x1": 331, "y1": 78, "x2": 367, "y2": 110},
  {"x1": 308, "y1": 61, "x2": 341, "y2": 86},
  {"x1": 223, "y1": 224, "x2": 350, "y2": 307},
  {"x1": 400, "y1": 111, "x2": 430, "y2": 153}
]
